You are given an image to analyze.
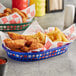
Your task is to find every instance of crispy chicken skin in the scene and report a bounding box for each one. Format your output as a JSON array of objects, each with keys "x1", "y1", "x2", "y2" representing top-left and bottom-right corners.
[
  {"x1": 11, "y1": 48, "x2": 22, "y2": 52},
  {"x1": 4, "y1": 8, "x2": 12, "y2": 14},
  {"x1": 4, "y1": 39, "x2": 26, "y2": 49},
  {"x1": 21, "y1": 46, "x2": 30, "y2": 52},
  {"x1": 30, "y1": 43, "x2": 43, "y2": 50},
  {"x1": 12, "y1": 8, "x2": 27, "y2": 22},
  {"x1": 8, "y1": 32, "x2": 25, "y2": 40}
]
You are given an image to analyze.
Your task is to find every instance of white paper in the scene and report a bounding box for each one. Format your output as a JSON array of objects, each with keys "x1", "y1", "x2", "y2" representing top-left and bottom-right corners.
[
  {"x1": 22, "y1": 21, "x2": 44, "y2": 35},
  {"x1": 0, "y1": 3, "x2": 6, "y2": 13},
  {"x1": 0, "y1": 21, "x2": 76, "y2": 52}
]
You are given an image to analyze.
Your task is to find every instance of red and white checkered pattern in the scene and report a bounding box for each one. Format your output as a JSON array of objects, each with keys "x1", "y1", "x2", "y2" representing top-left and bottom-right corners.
[
  {"x1": 22, "y1": 22, "x2": 76, "y2": 53},
  {"x1": 0, "y1": 13, "x2": 22, "y2": 24},
  {"x1": 22, "y1": 21, "x2": 44, "y2": 35},
  {"x1": 1, "y1": 21, "x2": 76, "y2": 53},
  {"x1": 45, "y1": 27, "x2": 55, "y2": 33},
  {"x1": 63, "y1": 24, "x2": 76, "y2": 41},
  {"x1": 22, "y1": 4, "x2": 35, "y2": 18},
  {"x1": 0, "y1": 3, "x2": 35, "y2": 24}
]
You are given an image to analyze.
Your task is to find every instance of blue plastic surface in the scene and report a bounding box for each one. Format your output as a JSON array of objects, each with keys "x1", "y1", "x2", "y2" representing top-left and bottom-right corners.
[{"x1": 2, "y1": 43, "x2": 71, "y2": 62}]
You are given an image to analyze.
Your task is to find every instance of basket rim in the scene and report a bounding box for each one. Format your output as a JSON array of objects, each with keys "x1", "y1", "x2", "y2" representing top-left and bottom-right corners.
[
  {"x1": 2, "y1": 43, "x2": 71, "y2": 55},
  {"x1": 0, "y1": 18, "x2": 34, "y2": 26}
]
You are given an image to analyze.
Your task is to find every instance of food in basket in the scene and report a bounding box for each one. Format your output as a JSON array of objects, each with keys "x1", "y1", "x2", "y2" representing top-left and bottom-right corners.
[
  {"x1": 4, "y1": 27, "x2": 69, "y2": 53},
  {"x1": 46, "y1": 27, "x2": 69, "y2": 42},
  {"x1": 4, "y1": 32, "x2": 45, "y2": 52},
  {"x1": 0, "y1": 8, "x2": 28, "y2": 23},
  {"x1": 4, "y1": 39, "x2": 26, "y2": 49},
  {"x1": 8, "y1": 32, "x2": 25, "y2": 40},
  {"x1": 4, "y1": 8, "x2": 12, "y2": 14},
  {"x1": 12, "y1": 8, "x2": 28, "y2": 22},
  {"x1": 30, "y1": 43, "x2": 43, "y2": 50},
  {"x1": 8, "y1": 32, "x2": 46, "y2": 45}
]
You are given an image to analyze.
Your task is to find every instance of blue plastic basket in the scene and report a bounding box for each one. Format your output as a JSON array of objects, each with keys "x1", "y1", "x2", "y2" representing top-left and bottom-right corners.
[{"x1": 2, "y1": 43, "x2": 70, "y2": 62}]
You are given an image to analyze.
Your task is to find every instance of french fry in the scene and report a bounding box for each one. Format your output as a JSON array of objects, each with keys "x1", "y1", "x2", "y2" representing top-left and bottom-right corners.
[
  {"x1": 47, "y1": 27, "x2": 69, "y2": 42},
  {"x1": 46, "y1": 31, "x2": 55, "y2": 41},
  {"x1": 34, "y1": 32, "x2": 46, "y2": 45},
  {"x1": 53, "y1": 31, "x2": 62, "y2": 41},
  {"x1": 61, "y1": 33, "x2": 69, "y2": 42}
]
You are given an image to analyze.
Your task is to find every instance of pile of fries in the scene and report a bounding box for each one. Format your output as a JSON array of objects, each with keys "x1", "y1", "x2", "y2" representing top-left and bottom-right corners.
[
  {"x1": 4, "y1": 27, "x2": 69, "y2": 53},
  {"x1": 47, "y1": 27, "x2": 69, "y2": 42},
  {"x1": 0, "y1": 8, "x2": 28, "y2": 23}
]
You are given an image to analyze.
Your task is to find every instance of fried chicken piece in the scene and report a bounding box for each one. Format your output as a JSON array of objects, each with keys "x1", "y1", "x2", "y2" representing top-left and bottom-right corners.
[
  {"x1": 12, "y1": 8, "x2": 27, "y2": 22},
  {"x1": 0, "y1": 13, "x2": 3, "y2": 17},
  {"x1": 4, "y1": 38, "x2": 12, "y2": 45},
  {"x1": 4, "y1": 39, "x2": 26, "y2": 49},
  {"x1": 30, "y1": 42, "x2": 44, "y2": 50},
  {"x1": 22, "y1": 12, "x2": 28, "y2": 18},
  {"x1": 4, "y1": 8, "x2": 12, "y2": 14},
  {"x1": 24, "y1": 36, "x2": 40, "y2": 48},
  {"x1": 12, "y1": 8, "x2": 25, "y2": 18},
  {"x1": 21, "y1": 46, "x2": 30, "y2": 52},
  {"x1": 25, "y1": 36, "x2": 40, "y2": 43},
  {"x1": 2, "y1": 12, "x2": 10, "y2": 17},
  {"x1": 11, "y1": 48, "x2": 22, "y2": 52},
  {"x1": 8, "y1": 32, "x2": 25, "y2": 40}
]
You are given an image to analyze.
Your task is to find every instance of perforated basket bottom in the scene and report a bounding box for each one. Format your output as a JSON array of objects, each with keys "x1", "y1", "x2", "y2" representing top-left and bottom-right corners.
[{"x1": 2, "y1": 44, "x2": 70, "y2": 62}]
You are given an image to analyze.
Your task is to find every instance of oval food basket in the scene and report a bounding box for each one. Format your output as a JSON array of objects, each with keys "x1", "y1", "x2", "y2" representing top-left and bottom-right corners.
[
  {"x1": 0, "y1": 19, "x2": 33, "y2": 31},
  {"x1": 2, "y1": 43, "x2": 70, "y2": 62}
]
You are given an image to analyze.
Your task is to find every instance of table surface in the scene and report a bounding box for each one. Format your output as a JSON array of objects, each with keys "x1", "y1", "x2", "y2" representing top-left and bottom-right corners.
[{"x1": 0, "y1": 12, "x2": 76, "y2": 76}]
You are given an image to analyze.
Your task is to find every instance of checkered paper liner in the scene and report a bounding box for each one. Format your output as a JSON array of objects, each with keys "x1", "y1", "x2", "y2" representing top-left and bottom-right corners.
[
  {"x1": 0, "y1": 21, "x2": 74, "y2": 61},
  {"x1": 0, "y1": 3, "x2": 35, "y2": 31},
  {"x1": 0, "y1": 21, "x2": 76, "y2": 52},
  {"x1": 22, "y1": 21, "x2": 76, "y2": 52}
]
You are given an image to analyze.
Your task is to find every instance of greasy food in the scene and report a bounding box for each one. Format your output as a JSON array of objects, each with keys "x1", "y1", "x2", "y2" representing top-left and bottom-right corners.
[
  {"x1": 21, "y1": 46, "x2": 30, "y2": 52},
  {"x1": 4, "y1": 39, "x2": 26, "y2": 49},
  {"x1": 4, "y1": 28, "x2": 69, "y2": 53},
  {"x1": 0, "y1": 13, "x2": 3, "y2": 17},
  {"x1": 12, "y1": 8, "x2": 27, "y2": 22},
  {"x1": 47, "y1": 27, "x2": 69, "y2": 42},
  {"x1": 30, "y1": 43, "x2": 44, "y2": 50},
  {"x1": 4, "y1": 8, "x2": 12, "y2": 14},
  {"x1": 8, "y1": 32, "x2": 25, "y2": 40},
  {"x1": 0, "y1": 8, "x2": 28, "y2": 23}
]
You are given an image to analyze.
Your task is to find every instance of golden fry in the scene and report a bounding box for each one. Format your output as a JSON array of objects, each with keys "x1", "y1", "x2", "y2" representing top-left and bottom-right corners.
[
  {"x1": 46, "y1": 27, "x2": 69, "y2": 42},
  {"x1": 34, "y1": 32, "x2": 46, "y2": 45},
  {"x1": 4, "y1": 28, "x2": 69, "y2": 53},
  {"x1": 61, "y1": 33, "x2": 69, "y2": 42},
  {"x1": 46, "y1": 31, "x2": 55, "y2": 41},
  {"x1": 55, "y1": 27, "x2": 69, "y2": 42}
]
